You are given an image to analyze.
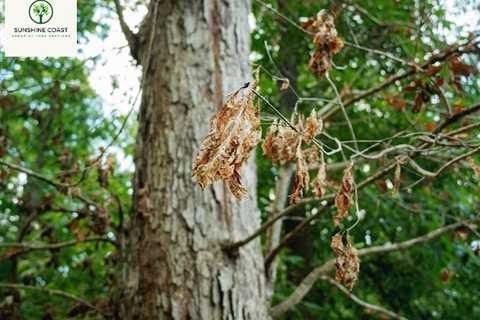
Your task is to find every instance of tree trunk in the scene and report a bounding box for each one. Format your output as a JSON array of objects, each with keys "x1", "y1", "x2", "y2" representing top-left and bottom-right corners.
[{"x1": 123, "y1": 1, "x2": 270, "y2": 319}]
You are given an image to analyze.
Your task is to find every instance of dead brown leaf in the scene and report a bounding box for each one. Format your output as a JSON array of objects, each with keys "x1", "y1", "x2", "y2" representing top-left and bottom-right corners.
[
  {"x1": 279, "y1": 78, "x2": 290, "y2": 91},
  {"x1": 303, "y1": 110, "x2": 323, "y2": 143},
  {"x1": 334, "y1": 163, "x2": 354, "y2": 225},
  {"x1": 192, "y1": 82, "x2": 261, "y2": 199},
  {"x1": 262, "y1": 121, "x2": 300, "y2": 165},
  {"x1": 312, "y1": 161, "x2": 327, "y2": 198},
  {"x1": 331, "y1": 233, "x2": 360, "y2": 290},
  {"x1": 392, "y1": 161, "x2": 402, "y2": 196},
  {"x1": 288, "y1": 144, "x2": 310, "y2": 204},
  {"x1": 305, "y1": 10, "x2": 344, "y2": 78}
]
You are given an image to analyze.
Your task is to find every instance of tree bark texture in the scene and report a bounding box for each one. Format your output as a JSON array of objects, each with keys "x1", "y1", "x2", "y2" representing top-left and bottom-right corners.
[{"x1": 123, "y1": 1, "x2": 271, "y2": 319}]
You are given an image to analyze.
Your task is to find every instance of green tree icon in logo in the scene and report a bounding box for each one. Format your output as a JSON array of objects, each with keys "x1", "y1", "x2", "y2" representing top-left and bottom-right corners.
[{"x1": 29, "y1": 1, "x2": 53, "y2": 24}]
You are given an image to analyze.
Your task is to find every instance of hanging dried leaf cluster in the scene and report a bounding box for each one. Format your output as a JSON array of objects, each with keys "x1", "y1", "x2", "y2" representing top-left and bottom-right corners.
[
  {"x1": 288, "y1": 144, "x2": 310, "y2": 204},
  {"x1": 312, "y1": 160, "x2": 328, "y2": 198},
  {"x1": 331, "y1": 233, "x2": 360, "y2": 290},
  {"x1": 262, "y1": 122, "x2": 300, "y2": 165},
  {"x1": 192, "y1": 83, "x2": 324, "y2": 202},
  {"x1": 334, "y1": 163, "x2": 354, "y2": 226},
  {"x1": 392, "y1": 161, "x2": 402, "y2": 196},
  {"x1": 262, "y1": 111, "x2": 324, "y2": 203},
  {"x1": 302, "y1": 10, "x2": 344, "y2": 77},
  {"x1": 192, "y1": 82, "x2": 261, "y2": 199},
  {"x1": 303, "y1": 110, "x2": 323, "y2": 143}
]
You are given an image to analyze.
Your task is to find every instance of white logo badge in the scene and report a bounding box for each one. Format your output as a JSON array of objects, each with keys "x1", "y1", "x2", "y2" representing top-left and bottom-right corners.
[{"x1": 4, "y1": 0, "x2": 77, "y2": 57}]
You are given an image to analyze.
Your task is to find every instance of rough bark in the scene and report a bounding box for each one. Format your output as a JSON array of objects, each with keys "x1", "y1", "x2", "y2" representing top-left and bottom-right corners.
[{"x1": 123, "y1": 1, "x2": 270, "y2": 319}]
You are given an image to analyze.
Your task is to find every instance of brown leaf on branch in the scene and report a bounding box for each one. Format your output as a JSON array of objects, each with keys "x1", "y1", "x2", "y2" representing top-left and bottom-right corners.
[
  {"x1": 392, "y1": 161, "x2": 402, "y2": 196},
  {"x1": 334, "y1": 192, "x2": 353, "y2": 225},
  {"x1": 288, "y1": 144, "x2": 310, "y2": 204},
  {"x1": 467, "y1": 158, "x2": 480, "y2": 178},
  {"x1": 440, "y1": 268, "x2": 450, "y2": 283},
  {"x1": 192, "y1": 82, "x2": 261, "y2": 199},
  {"x1": 385, "y1": 94, "x2": 406, "y2": 111},
  {"x1": 334, "y1": 163, "x2": 354, "y2": 225},
  {"x1": 262, "y1": 121, "x2": 300, "y2": 165},
  {"x1": 262, "y1": 122, "x2": 277, "y2": 159},
  {"x1": 413, "y1": 90, "x2": 426, "y2": 113},
  {"x1": 303, "y1": 147, "x2": 320, "y2": 164},
  {"x1": 67, "y1": 219, "x2": 86, "y2": 241},
  {"x1": 341, "y1": 162, "x2": 354, "y2": 193},
  {"x1": 447, "y1": 55, "x2": 476, "y2": 76},
  {"x1": 303, "y1": 110, "x2": 323, "y2": 143},
  {"x1": 279, "y1": 78, "x2": 290, "y2": 91},
  {"x1": 303, "y1": 10, "x2": 344, "y2": 77},
  {"x1": 312, "y1": 161, "x2": 328, "y2": 198},
  {"x1": 331, "y1": 233, "x2": 360, "y2": 290},
  {"x1": 425, "y1": 64, "x2": 442, "y2": 76}
]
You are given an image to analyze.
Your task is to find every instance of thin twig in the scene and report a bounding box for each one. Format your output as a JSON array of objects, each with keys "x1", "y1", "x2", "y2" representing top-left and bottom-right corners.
[
  {"x1": 320, "y1": 39, "x2": 478, "y2": 119},
  {"x1": 112, "y1": 0, "x2": 137, "y2": 52},
  {"x1": 0, "y1": 283, "x2": 107, "y2": 317},
  {"x1": 0, "y1": 236, "x2": 116, "y2": 258},
  {"x1": 326, "y1": 72, "x2": 359, "y2": 151},
  {"x1": 0, "y1": 160, "x2": 98, "y2": 208},
  {"x1": 320, "y1": 276, "x2": 407, "y2": 319}
]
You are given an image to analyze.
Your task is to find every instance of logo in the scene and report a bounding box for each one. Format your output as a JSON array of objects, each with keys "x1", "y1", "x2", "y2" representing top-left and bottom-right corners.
[
  {"x1": 29, "y1": 0, "x2": 53, "y2": 24},
  {"x1": 4, "y1": 0, "x2": 77, "y2": 57}
]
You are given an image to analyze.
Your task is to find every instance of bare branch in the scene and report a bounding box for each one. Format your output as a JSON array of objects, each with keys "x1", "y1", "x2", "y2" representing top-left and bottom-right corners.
[
  {"x1": 434, "y1": 102, "x2": 480, "y2": 133},
  {"x1": 320, "y1": 39, "x2": 478, "y2": 119},
  {"x1": 326, "y1": 72, "x2": 359, "y2": 151},
  {"x1": 270, "y1": 219, "x2": 477, "y2": 317},
  {"x1": 0, "y1": 236, "x2": 116, "y2": 259},
  {"x1": 407, "y1": 146, "x2": 480, "y2": 177},
  {"x1": 344, "y1": 41, "x2": 415, "y2": 67},
  {"x1": 0, "y1": 283, "x2": 107, "y2": 317},
  {"x1": 0, "y1": 160, "x2": 99, "y2": 209},
  {"x1": 0, "y1": 159, "x2": 67, "y2": 189},
  {"x1": 320, "y1": 276, "x2": 407, "y2": 319},
  {"x1": 112, "y1": 0, "x2": 138, "y2": 53}
]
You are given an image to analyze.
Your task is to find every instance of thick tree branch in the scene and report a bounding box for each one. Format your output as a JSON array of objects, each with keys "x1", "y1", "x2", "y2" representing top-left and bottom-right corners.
[
  {"x1": 112, "y1": 0, "x2": 138, "y2": 56},
  {"x1": 0, "y1": 283, "x2": 107, "y2": 317},
  {"x1": 270, "y1": 219, "x2": 477, "y2": 317},
  {"x1": 434, "y1": 102, "x2": 480, "y2": 133}
]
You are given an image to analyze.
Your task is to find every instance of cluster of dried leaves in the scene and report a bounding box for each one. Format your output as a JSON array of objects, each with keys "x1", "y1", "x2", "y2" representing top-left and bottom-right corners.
[
  {"x1": 192, "y1": 82, "x2": 261, "y2": 199},
  {"x1": 192, "y1": 82, "x2": 327, "y2": 204},
  {"x1": 262, "y1": 110, "x2": 324, "y2": 203},
  {"x1": 302, "y1": 10, "x2": 344, "y2": 77},
  {"x1": 386, "y1": 54, "x2": 477, "y2": 114},
  {"x1": 331, "y1": 233, "x2": 360, "y2": 290}
]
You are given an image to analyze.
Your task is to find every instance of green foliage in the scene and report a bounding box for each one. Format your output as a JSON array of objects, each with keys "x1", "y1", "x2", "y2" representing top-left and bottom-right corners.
[{"x1": 0, "y1": 1, "x2": 133, "y2": 318}]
